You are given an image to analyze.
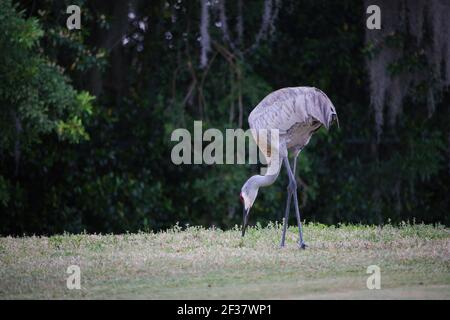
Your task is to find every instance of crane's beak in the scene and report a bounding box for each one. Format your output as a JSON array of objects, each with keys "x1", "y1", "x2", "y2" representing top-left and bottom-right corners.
[{"x1": 241, "y1": 207, "x2": 250, "y2": 237}]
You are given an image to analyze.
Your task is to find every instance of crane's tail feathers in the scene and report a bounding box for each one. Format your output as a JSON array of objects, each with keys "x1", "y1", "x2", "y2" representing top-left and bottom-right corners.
[{"x1": 334, "y1": 114, "x2": 340, "y2": 130}]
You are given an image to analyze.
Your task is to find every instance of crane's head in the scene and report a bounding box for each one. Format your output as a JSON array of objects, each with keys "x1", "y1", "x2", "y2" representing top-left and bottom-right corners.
[{"x1": 240, "y1": 178, "x2": 259, "y2": 237}]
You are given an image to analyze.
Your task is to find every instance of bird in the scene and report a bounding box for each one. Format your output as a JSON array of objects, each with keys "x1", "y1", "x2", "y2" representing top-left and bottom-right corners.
[{"x1": 240, "y1": 86, "x2": 338, "y2": 249}]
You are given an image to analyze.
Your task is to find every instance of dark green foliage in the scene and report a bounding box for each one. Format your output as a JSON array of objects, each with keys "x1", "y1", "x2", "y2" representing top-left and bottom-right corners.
[
  {"x1": 0, "y1": 0, "x2": 448, "y2": 235},
  {"x1": 0, "y1": 0, "x2": 94, "y2": 234}
]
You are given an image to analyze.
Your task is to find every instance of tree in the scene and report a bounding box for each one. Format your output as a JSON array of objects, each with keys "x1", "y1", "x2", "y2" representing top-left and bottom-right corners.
[{"x1": 0, "y1": 0, "x2": 94, "y2": 233}]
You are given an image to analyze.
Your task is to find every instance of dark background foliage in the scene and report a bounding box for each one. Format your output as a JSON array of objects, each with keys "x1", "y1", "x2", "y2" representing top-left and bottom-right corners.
[{"x1": 0, "y1": 0, "x2": 448, "y2": 235}]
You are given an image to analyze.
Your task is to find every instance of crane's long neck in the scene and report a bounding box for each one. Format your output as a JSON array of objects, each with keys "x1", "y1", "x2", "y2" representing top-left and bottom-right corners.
[
  {"x1": 247, "y1": 160, "x2": 282, "y2": 189},
  {"x1": 249, "y1": 172, "x2": 279, "y2": 188},
  {"x1": 246, "y1": 156, "x2": 283, "y2": 189},
  {"x1": 241, "y1": 162, "x2": 282, "y2": 211}
]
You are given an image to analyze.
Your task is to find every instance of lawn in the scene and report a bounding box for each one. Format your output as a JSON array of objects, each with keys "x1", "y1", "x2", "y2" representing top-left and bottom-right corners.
[{"x1": 0, "y1": 222, "x2": 449, "y2": 299}]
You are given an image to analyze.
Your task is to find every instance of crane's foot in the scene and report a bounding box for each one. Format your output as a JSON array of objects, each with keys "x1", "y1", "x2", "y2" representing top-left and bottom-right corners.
[{"x1": 298, "y1": 242, "x2": 307, "y2": 250}]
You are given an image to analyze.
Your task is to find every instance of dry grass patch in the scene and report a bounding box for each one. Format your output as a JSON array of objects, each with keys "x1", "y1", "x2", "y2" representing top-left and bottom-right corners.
[{"x1": 0, "y1": 222, "x2": 449, "y2": 299}]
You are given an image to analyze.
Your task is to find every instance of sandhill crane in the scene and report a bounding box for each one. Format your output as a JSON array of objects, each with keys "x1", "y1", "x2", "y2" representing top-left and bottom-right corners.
[{"x1": 240, "y1": 87, "x2": 338, "y2": 249}]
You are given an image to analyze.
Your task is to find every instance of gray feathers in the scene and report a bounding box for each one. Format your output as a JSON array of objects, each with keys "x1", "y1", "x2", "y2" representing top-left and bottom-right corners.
[{"x1": 248, "y1": 87, "x2": 337, "y2": 151}]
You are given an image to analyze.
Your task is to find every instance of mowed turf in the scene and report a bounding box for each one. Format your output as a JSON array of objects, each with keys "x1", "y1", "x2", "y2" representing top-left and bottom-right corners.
[{"x1": 0, "y1": 222, "x2": 449, "y2": 299}]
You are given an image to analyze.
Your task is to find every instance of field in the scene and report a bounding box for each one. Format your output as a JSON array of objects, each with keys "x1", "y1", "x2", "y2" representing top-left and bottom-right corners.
[{"x1": 0, "y1": 222, "x2": 449, "y2": 299}]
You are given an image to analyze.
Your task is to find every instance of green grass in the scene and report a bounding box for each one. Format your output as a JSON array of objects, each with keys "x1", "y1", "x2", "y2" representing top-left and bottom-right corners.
[{"x1": 0, "y1": 222, "x2": 449, "y2": 299}]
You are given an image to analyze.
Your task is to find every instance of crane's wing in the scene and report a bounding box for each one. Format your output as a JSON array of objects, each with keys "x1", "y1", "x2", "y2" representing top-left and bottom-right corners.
[{"x1": 248, "y1": 87, "x2": 337, "y2": 133}]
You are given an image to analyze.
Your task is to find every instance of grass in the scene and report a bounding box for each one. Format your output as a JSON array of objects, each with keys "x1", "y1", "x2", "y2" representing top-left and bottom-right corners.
[{"x1": 0, "y1": 222, "x2": 449, "y2": 299}]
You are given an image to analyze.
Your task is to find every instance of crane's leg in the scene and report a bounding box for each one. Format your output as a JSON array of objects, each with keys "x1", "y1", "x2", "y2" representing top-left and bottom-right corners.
[
  {"x1": 280, "y1": 156, "x2": 295, "y2": 248},
  {"x1": 293, "y1": 187, "x2": 306, "y2": 249},
  {"x1": 292, "y1": 154, "x2": 298, "y2": 176},
  {"x1": 283, "y1": 154, "x2": 306, "y2": 249},
  {"x1": 280, "y1": 186, "x2": 292, "y2": 248},
  {"x1": 292, "y1": 153, "x2": 306, "y2": 248}
]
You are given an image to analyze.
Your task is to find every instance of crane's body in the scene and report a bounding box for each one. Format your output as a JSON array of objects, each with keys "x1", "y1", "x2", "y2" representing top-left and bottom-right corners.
[
  {"x1": 240, "y1": 86, "x2": 338, "y2": 248},
  {"x1": 249, "y1": 86, "x2": 337, "y2": 154}
]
